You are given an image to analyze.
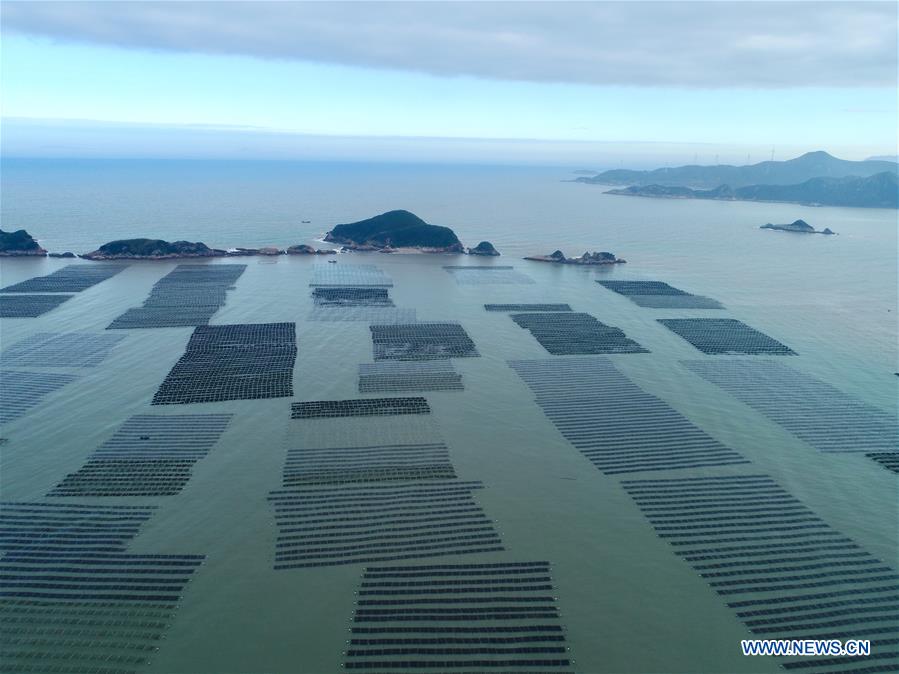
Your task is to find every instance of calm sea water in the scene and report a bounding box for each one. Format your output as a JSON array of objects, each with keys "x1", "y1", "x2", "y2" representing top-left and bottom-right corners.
[{"x1": 0, "y1": 158, "x2": 896, "y2": 673}]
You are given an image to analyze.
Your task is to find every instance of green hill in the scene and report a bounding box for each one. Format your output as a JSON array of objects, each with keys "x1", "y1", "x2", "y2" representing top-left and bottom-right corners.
[
  {"x1": 605, "y1": 172, "x2": 898, "y2": 209},
  {"x1": 83, "y1": 238, "x2": 222, "y2": 259},
  {"x1": 325, "y1": 210, "x2": 463, "y2": 251},
  {"x1": 0, "y1": 229, "x2": 46, "y2": 256}
]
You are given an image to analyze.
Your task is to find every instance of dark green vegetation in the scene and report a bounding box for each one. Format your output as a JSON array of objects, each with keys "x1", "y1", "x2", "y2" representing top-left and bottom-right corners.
[
  {"x1": 84, "y1": 238, "x2": 222, "y2": 259},
  {"x1": 578, "y1": 151, "x2": 898, "y2": 188},
  {"x1": 607, "y1": 172, "x2": 898, "y2": 209},
  {"x1": 761, "y1": 219, "x2": 835, "y2": 234},
  {"x1": 467, "y1": 240, "x2": 500, "y2": 256},
  {"x1": 0, "y1": 229, "x2": 46, "y2": 256},
  {"x1": 286, "y1": 244, "x2": 336, "y2": 255},
  {"x1": 325, "y1": 210, "x2": 463, "y2": 251},
  {"x1": 737, "y1": 173, "x2": 897, "y2": 208}
]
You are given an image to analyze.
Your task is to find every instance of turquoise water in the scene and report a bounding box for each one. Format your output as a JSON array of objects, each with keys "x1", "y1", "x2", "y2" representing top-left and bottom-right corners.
[{"x1": 0, "y1": 159, "x2": 896, "y2": 673}]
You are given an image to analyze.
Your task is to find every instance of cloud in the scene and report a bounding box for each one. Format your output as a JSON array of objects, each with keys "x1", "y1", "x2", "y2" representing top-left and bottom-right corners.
[{"x1": 2, "y1": 1, "x2": 896, "y2": 88}]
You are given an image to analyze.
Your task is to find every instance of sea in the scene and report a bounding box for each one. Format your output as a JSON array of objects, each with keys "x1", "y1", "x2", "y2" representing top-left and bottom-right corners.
[{"x1": 0, "y1": 158, "x2": 896, "y2": 674}]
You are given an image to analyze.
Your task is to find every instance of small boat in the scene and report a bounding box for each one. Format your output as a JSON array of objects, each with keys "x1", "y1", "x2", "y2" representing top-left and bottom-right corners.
[
  {"x1": 301, "y1": 220, "x2": 311, "y2": 223},
  {"x1": 328, "y1": 259, "x2": 337, "y2": 264}
]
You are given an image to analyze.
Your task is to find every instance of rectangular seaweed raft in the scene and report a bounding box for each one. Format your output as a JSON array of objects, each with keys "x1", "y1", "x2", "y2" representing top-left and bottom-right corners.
[
  {"x1": 0, "y1": 294, "x2": 73, "y2": 318},
  {"x1": 622, "y1": 474, "x2": 899, "y2": 674},
  {"x1": 371, "y1": 323, "x2": 480, "y2": 361},
  {"x1": 108, "y1": 264, "x2": 246, "y2": 329},
  {"x1": 510, "y1": 312, "x2": 647, "y2": 355},
  {"x1": 597, "y1": 280, "x2": 723, "y2": 309},
  {"x1": 660, "y1": 318, "x2": 795, "y2": 355},
  {"x1": 509, "y1": 357, "x2": 749, "y2": 475},
  {"x1": 342, "y1": 561, "x2": 575, "y2": 671},
  {"x1": 152, "y1": 323, "x2": 296, "y2": 404},
  {"x1": 0, "y1": 264, "x2": 128, "y2": 293}
]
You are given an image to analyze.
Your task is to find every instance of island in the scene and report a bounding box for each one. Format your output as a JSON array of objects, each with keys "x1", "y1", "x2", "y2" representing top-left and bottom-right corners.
[
  {"x1": 1, "y1": 229, "x2": 47, "y2": 257},
  {"x1": 80, "y1": 238, "x2": 326, "y2": 259},
  {"x1": 603, "y1": 172, "x2": 898, "y2": 209},
  {"x1": 82, "y1": 238, "x2": 228, "y2": 260},
  {"x1": 223, "y1": 247, "x2": 260, "y2": 257},
  {"x1": 760, "y1": 220, "x2": 835, "y2": 235},
  {"x1": 467, "y1": 241, "x2": 500, "y2": 256},
  {"x1": 286, "y1": 244, "x2": 337, "y2": 255},
  {"x1": 525, "y1": 250, "x2": 626, "y2": 265},
  {"x1": 323, "y1": 210, "x2": 464, "y2": 253},
  {"x1": 576, "y1": 151, "x2": 898, "y2": 189}
]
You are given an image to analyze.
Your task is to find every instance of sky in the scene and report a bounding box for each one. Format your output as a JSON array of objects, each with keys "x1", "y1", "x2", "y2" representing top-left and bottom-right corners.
[{"x1": 1, "y1": 1, "x2": 897, "y2": 167}]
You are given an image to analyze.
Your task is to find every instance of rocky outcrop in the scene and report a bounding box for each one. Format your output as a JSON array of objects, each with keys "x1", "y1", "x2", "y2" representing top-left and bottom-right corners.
[
  {"x1": 49, "y1": 251, "x2": 77, "y2": 258},
  {"x1": 760, "y1": 220, "x2": 836, "y2": 234},
  {"x1": 0, "y1": 229, "x2": 47, "y2": 257},
  {"x1": 525, "y1": 249, "x2": 626, "y2": 265},
  {"x1": 324, "y1": 210, "x2": 464, "y2": 253},
  {"x1": 81, "y1": 238, "x2": 344, "y2": 259},
  {"x1": 286, "y1": 245, "x2": 337, "y2": 255},
  {"x1": 83, "y1": 238, "x2": 225, "y2": 260},
  {"x1": 579, "y1": 251, "x2": 621, "y2": 263},
  {"x1": 467, "y1": 241, "x2": 500, "y2": 256}
]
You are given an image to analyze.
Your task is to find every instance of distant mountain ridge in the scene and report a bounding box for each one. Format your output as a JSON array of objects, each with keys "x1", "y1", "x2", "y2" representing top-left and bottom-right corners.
[
  {"x1": 606, "y1": 172, "x2": 898, "y2": 209},
  {"x1": 577, "y1": 151, "x2": 898, "y2": 189}
]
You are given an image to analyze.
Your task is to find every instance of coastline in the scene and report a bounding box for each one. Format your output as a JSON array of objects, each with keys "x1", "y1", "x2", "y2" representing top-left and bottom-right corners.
[{"x1": 2, "y1": 242, "x2": 472, "y2": 260}]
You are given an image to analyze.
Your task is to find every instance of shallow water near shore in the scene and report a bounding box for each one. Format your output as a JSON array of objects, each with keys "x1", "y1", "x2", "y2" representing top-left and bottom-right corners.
[{"x1": 0, "y1": 158, "x2": 897, "y2": 673}]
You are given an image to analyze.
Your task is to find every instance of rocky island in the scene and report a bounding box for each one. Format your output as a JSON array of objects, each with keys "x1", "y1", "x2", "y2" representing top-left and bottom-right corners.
[
  {"x1": 602, "y1": 172, "x2": 898, "y2": 209},
  {"x1": 467, "y1": 241, "x2": 500, "y2": 256},
  {"x1": 324, "y1": 210, "x2": 464, "y2": 253},
  {"x1": 15, "y1": 211, "x2": 478, "y2": 260},
  {"x1": 760, "y1": 220, "x2": 835, "y2": 235},
  {"x1": 80, "y1": 238, "x2": 340, "y2": 259},
  {"x1": 0, "y1": 229, "x2": 47, "y2": 257},
  {"x1": 82, "y1": 238, "x2": 228, "y2": 260},
  {"x1": 525, "y1": 250, "x2": 626, "y2": 265},
  {"x1": 286, "y1": 244, "x2": 336, "y2": 255}
]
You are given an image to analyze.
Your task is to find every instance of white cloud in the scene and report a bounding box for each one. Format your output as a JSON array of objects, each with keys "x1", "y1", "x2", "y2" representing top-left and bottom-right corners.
[{"x1": 2, "y1": 1, "x2": 895, "y2": 88}]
